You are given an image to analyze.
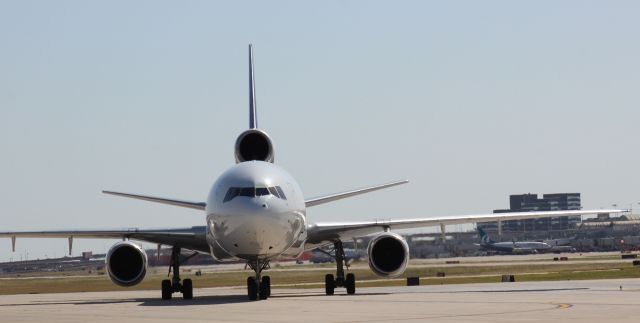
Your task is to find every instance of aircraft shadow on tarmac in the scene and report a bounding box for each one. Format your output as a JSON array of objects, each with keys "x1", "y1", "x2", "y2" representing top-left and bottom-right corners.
[
  {"x1": 139, "y1": 291, "x2": 391, "y2": 307},
  {"x1": 3, "y1": 288, "x2": 591, "y2": 308},
  {"x1": 1, "y1": 291, "x2": 391, "y2": 308}
]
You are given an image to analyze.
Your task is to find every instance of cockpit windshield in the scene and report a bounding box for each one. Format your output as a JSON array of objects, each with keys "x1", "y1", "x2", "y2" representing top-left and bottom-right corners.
[
  {"x1": 223, "y1": 186, "x2": 287, "y2": 202},
  {"x1": 256, "y1": 187, "x2": 270, "y2": 196}
]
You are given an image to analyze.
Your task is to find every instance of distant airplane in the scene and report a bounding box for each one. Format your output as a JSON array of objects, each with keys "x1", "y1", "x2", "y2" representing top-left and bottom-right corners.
[
  {"x1": 543, "y1": 236, "x2": 576, "y2": 248},
  {"x1": 476, "y1": 227, "x2": 552, "y2": 254},
  {"x1": 310, "y1": 248, "x2": 365, "y2": 264},
  {"x1": 0, "y1": 45, "x2": 622, "y2": 301}
]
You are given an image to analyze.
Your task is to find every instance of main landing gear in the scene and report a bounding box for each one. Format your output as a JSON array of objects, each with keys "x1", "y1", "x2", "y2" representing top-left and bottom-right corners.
[
  {"x1": 323, "y1": 240, "x2": 356, "y2": 296},
  {"x1": 161, "y1": 246, "x2": 197, "y2": 300},
  {"x1": 246, "y1": 259, "x2": 271, "y2": 300}
]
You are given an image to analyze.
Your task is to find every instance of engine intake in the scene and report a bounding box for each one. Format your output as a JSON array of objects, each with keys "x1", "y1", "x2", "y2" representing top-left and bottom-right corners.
[
  {"x1": 367, "y1": 232, "x2": 409, "y2": 278},
  {"x1": 234, "y1": 129, "x2": 274, "y2": 163},
  {"x1": 106, "y1": 241, "x2": 148, "y2": 287}
]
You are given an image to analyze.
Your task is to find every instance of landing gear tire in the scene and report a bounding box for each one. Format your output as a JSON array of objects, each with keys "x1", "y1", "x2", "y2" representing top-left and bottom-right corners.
[
  {"x1": 161, "y1": 246, "x2": 199, "y2": 300},
  {"x1": 161, "y1": 279, "x2": 172, "y2": 300},
  {"x1": 345, "y1": 273, "x2": 356, "y2": 295},
  {"x1": 260, "y1": 276, "x2": 271, "y2": 299},
  {"x1": 247, "y1": 277, "x2": 258, "y2": 301},
  {"x1": 182, "y1": 278, "x2": 193, "y2": 299},
  {"x1": 325, "y1": 274, "x2": 335, "y2": 295},
  {"x1": 246, "y1": 259, "x2": 270, "y2": 301},
  {"x1": 323, "y1": 240, "x2": 357, "y2": 295}
]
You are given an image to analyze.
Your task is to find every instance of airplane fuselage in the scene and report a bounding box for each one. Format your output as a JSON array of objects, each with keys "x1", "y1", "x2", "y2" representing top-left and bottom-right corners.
[
  {"x1": 205, "y1": 161, "x2": 307, "y2": 261},
  {"x1": 484, "y1": 241, "x2": 552, "y2": 253}
]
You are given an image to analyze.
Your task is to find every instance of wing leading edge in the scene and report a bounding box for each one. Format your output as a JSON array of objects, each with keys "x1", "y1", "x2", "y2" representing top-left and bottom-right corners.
[{"x1": 306, "y1": 209, "x2": 625, "y2": 244}]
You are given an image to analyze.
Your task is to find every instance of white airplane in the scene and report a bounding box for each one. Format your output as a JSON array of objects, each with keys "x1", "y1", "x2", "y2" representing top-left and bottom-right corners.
[
  {"x1": 0, "y1": 45, "x2": 623, "y2": 301},
  {"x1": 477, "y1": 227, "x2": 552, "y2": 254}
]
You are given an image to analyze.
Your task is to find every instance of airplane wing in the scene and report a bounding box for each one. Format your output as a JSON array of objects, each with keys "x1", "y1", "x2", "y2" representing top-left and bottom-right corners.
[
  {"x1": 0, "y1": 226, "x2": 210, "y2": 254},
  {"x1": 305, "y1": 209, "x2": 624, "y2": 244}
]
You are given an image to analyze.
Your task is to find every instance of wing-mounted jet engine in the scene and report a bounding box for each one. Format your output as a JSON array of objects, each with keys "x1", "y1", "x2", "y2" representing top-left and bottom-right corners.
[
  {"x1": 234, "y1": 129, "x2": 274, "y2": 163},
  {"x1": 106, "y1": 241, "x2": 148, "y2": 287},
  {"x1": 324, "y1": 232, "x2": 409, "y2": 296},
  {"x1": 367, "y1": 232, "x2": 409, "y2": 278}
]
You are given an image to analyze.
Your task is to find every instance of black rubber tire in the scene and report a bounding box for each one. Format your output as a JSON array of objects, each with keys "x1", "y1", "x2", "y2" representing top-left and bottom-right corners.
[
  {"x1": 259, "y1": 279, "x2": 268, "y2": 300},
  {"x1": 325, "y1": 274, "x2": 335, "y2": 296},
  {"x1": 182, "y1": 278, "x2": 193, "y2": 300},
  {"x1": 346, "y1": 273, "x2": 356, "y2": 295},
  {"x1": 161, "y1": 279, "x2": 172, "y2": 300},
  {"x1": 261, "y1": 276, "x2": 271, "y2": 298},
  {"x1": 247, "y1": 277, "x2": 258, "y2": 301}
]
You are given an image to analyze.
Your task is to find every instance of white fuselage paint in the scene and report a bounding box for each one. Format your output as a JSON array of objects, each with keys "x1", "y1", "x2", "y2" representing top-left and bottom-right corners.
[
  {"x1": 204, "y1": 161, "x2": 307, "y2": 261},
  {"x1": 486, "y1": 241, "x2": 552, "y2": 253}
]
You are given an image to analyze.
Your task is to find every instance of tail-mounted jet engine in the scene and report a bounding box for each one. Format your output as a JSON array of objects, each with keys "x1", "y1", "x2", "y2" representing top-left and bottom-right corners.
[
  {"x1": 234, "y1": 129, "x2": 274, "y2": 163},
  {"x1": 106, "y1": 241, "x2": 148, "y2": 287},
  {"x1": 367, "y1": 232, "x2": 409, "y2": 278}
]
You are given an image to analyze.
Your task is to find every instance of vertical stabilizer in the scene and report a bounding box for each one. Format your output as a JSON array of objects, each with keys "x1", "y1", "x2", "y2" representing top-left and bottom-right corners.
[
  {"x1": 234, "y1": 45, "x2": 274, "y2": 163},
  {"x1": 478, "y1": 227, "x2": 493, "y2": 245},
  {"x1": 249, "y1": 44, "x2": 258, "y2": 129}
]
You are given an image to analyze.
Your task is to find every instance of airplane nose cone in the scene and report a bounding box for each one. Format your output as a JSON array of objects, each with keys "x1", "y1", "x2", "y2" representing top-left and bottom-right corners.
[
  {"x1": 211, "y1": 199, "x2": 294, "y2": 257},
  {"x1": 224, "y1": 197, "x2": 270, "y2": 214},
  {"x1": 233, "y1": 214, "x2": 286, "y2": 255}
]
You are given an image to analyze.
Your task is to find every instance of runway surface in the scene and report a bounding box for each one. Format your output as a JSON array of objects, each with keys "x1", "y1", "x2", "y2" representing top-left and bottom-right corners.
[{"x1": 1, "y1": 279, "x2": 639, "y2": 322}]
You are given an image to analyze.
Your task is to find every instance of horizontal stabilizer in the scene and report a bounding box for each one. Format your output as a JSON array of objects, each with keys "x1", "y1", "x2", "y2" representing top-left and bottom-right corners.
[
  {"x1": 305, "y1": 180, "x2": 409, "y2": 207},
  {"x1": 102, "y1": 191, "x2": 206, "y2": 211}
]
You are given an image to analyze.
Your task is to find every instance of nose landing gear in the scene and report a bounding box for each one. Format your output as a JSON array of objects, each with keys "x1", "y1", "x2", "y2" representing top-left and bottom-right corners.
[
  {"x1": 246, "y1": 259, "x2": 271, "y2": 300},
  {"x1": 161, "y1": 246, "x2": 197, "y2": 300},
  {"x1": 323, "y1": 240, "x2": 356, "y2": 295}
]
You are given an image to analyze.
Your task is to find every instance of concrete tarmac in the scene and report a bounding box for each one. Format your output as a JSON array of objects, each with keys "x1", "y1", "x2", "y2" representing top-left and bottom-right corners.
[{"x1": 1, "y1": 279, "x2": 639, "y2": 322}]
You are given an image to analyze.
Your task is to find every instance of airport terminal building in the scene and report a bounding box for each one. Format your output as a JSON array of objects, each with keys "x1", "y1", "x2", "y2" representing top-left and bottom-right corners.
[{"x1": 479, "y1": 193, "x2": 582, "y2": 232}]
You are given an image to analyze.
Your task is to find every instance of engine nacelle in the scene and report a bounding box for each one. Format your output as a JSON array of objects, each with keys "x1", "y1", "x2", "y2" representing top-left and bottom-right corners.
[
  {"x1": 105, "y1": 241, "x2": 148, "y2": 287},
  {"x1": 234, "y1": 129, "x2": 274, "y2": 163},
  {"x1": 367, "y1": 232, "x2": 409, "y2": 278}
]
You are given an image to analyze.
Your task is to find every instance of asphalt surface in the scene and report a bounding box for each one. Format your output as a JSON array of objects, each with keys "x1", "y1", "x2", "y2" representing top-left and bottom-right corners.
[{"x1": 1, "y1": 278, "x2": 639, "y2": 322}]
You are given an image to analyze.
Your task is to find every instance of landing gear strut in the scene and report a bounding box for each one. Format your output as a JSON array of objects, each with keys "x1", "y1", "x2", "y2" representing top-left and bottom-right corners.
[
  {"x1": 161, "y1": 246, "x2": 197, "y2": 300},
  {"x1": 246, "y1": 259, "x2": 271, "y2": 300},
  {"x1": 323, "y1": 240, "x2": 356, "y2": 295}
]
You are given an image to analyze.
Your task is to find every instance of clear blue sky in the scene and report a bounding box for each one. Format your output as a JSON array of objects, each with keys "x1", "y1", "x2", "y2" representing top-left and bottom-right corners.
[{"x1": 1, "y1": 1, "x2": 639, "y2": 261}]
